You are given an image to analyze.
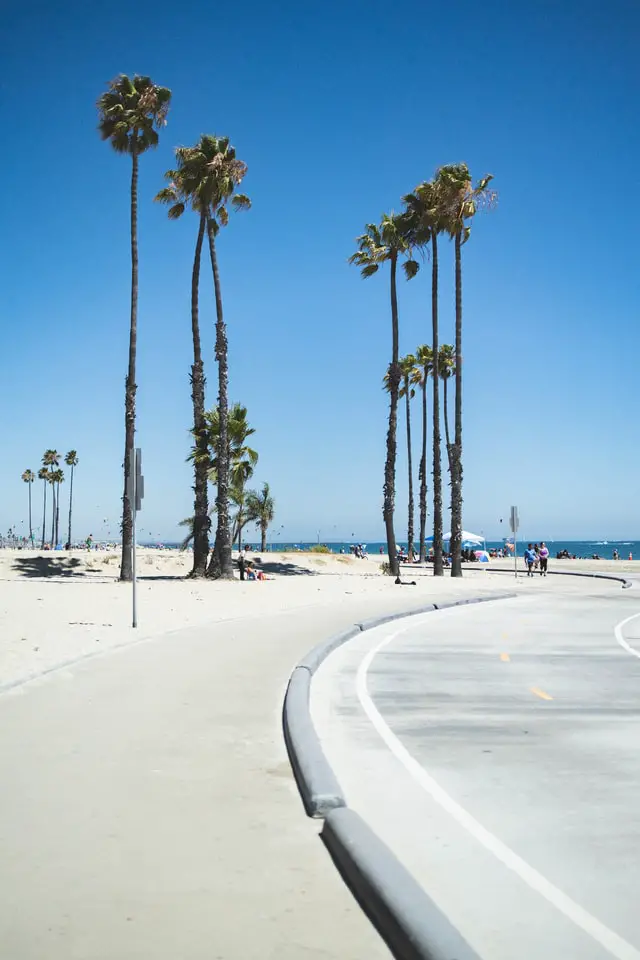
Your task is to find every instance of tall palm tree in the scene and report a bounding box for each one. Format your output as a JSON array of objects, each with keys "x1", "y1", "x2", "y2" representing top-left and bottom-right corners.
[
  {"x1": 52, "y1": 469, "x2": 65, "y2": 546},
  {"x1": 38, "y1": 467, "x2": 48, "y2": 548},
  {"x1": 64, "y1": 451, "x2": 78, "y2": 547},
  {"x1": 402, "y1": 180, "x2": 446, "y2": 576},
  {"x1": 349, "y1": 215, "x2": 417, "y2": 576},
  {"x1": 155, "y1": 152, "x2": 209, "y2": 577},
  {"x1": 165, "y1": 135, "x2": 250, "y2": 580},
  {"x1": 410, "y1": 345, "x2": 433, "y2": 562},
  {"x1": 42, "y1": 451, "x2": 60, "y2": 548},
  {"x1": 437, "y1": 164, "x2": 496, "y2": 576},
  {"x1": 21, "y1": 470, "x2": 35, "y2": 542},
  {"x1": 246, "y1": 483, "x2": 275, "y2": 552},
  {"x1": 97, "y1": 74, "x2": 172, "y2": 582}
]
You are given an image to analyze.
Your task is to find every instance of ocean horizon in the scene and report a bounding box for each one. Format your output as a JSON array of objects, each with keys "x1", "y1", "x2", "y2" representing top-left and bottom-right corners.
[{"x1": 137, "y1": 539, "x2": 640, "y2": 561}]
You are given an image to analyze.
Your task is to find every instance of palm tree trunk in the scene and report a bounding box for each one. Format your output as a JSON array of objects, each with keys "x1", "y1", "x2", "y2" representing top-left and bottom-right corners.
[
  {"x1": 120, "y1": 140, "x2": 138, "y2": 582},
  {"x1": 189, "y1": 213, "x2": 209, "y2": 578},
  {"x1": 50, "y1": 483, "x2": 56, "y2": 548},
  {"x1": 405, "y1": 374, "x2": 414, "y2": 560},
  {"x1": 55, "y1": 484, "x2": 61, "y2": 546},
  {"x1": 67, "y1": 465, "x2": 74, "y2": 547},
  {"x1": 450, "y1": 231, "x2": 463, "y2": 577},
  {"x1": 261, "y1": 522, "x2": 267, "y2": 552},
  {"x1": 28, "y1": 483, "x2": 32, "y2": 541},
  {"x1": 383, "y1": 252, "x2": 400, "y2": 578},
  {"x1": 41, "y1": 481, "x2": 46, "y2": 550},
  {"x1": 443, "y1": 377, "x2": 454, "y2": 473},
  {"x1": 418, "y1": 379, "x2": 427, "y2": 562},
  {"x1": 431, "y1": 231, "x2": 444, "y2": 576},
  {"x1": 205, "y1": 218, "x2": 234, "y2": 579}
]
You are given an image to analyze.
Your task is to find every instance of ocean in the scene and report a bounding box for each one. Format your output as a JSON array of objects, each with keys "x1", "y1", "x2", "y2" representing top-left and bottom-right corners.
[{"x1": 143, "y1": 539, "x2": 640, "y2": 560}]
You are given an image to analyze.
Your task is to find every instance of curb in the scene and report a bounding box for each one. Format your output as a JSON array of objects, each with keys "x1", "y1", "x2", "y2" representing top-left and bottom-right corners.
[
  {"x1": 454, "y1": 565, "x2": 633, "y2": 590},
  {"x1": 322, "y1": 807, "x2": 481, "y2": 960},
  {"x1": 282, "y1": 592, "x2": 515, "y2": 958}
]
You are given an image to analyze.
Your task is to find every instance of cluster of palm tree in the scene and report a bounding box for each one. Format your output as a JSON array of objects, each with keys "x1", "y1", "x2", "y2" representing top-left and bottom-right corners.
[
  {"x1": 181, "y1": 402, "x2": 275, "y2": 555},
  {"x1": 350, "y1": 164, "x2": 496, "y2": 577},
  {"x1": 385, "y1": 346, "x2": 455, "y2": 566},
  {"x1": 97, "y1": 74, "x2": 250, "y2": 581},
  {"x1": 22, "y1": 451, "x2": 79, "y2": 548}
]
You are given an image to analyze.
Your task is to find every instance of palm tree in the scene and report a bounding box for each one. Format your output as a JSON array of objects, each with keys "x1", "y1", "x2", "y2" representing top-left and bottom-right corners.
[
  {"x1": 97, "y1": 74, "x2": 172, "y2": 582},
  {"x1": 246, "y1": 483, "x2": 275, "y2": 552},
  {"x1": 165, "y1": 135, "x2": 250, "y2": 580},
  {"x1": 155, "y1": 151, "x2": 209, "y2": 577},
  {"x1": 410, "y1": 345, "x2": 433, "y2": 562},
  {"x1": 42, "y1": 451, "x2": 60, "y2": 548},
  {"x1": 349, "y1": 215, "x2": 417, "y2": 577},
  {"x1": 384, "y1": 354, "x2": 417, "y2": 560},
  {"x1": 38, "y1": 467, "x2": 48, "y2": 548},
  {"x1": 52, "y1": 469, "x2": 65, "y2": 546},
  {"x1": 438, "y1": 345, "x2": 456, "y2": 472},
  {"x1": 64, "y1": 451, "x2": 78, "y2": 547},
  {"x1": 21, "y1": 470, "x2": 35, "y2": 542},
  {"x1": 437, "y1": 164, "x2": 496, "y2": 576},
  {"x1": 402, "y1": 180, "x2": 446, "y2": 576}
]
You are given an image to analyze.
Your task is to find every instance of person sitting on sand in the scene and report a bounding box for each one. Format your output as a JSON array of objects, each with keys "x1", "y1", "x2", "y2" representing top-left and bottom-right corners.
[{"x1": 245, "y1": 563, "x2": 269, "y2": 581}]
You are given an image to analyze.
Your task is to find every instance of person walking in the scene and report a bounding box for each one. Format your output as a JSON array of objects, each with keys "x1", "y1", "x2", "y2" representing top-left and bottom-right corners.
[
  {"x1": 524, "y1": 543, "x2": 537, "y2": 577},
  {"x1": 539, "y1": 541, "x2": 549, "y2": 576}
]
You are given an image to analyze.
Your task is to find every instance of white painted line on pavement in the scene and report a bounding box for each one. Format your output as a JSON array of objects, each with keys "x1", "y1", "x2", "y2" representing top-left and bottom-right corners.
[
  {"x1": 355, "y1": 621, "x2": 640, "y2": 960},
  {"x1": 614, "y1": 612, "x2": 640, "y2": 660}
]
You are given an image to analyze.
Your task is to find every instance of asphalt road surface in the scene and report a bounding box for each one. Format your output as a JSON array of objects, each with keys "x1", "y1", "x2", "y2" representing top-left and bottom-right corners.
[{"x1": 311, "y1": 578, "x2": 640, "y2": 959}]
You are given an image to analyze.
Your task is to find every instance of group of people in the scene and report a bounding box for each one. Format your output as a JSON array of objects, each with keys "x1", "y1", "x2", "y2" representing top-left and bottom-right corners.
[{"x1": 523, "y1": 542, "x2": 550, "y2": 577}]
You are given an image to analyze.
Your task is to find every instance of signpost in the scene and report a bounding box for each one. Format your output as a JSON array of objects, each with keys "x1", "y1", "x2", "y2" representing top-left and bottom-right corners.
[
  {"x1": 126, "y1": 448, "x2": 144, "y2": 627},
  {"x1": 510, "y1": 505, "x2": 519, "y2": 579}
]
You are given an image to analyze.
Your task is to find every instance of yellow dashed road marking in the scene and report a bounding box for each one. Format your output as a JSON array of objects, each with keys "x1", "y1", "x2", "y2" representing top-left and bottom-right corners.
[
  {"x1": 500, "y1": 653, "x2": 510, "y2": 662},
  {"x1": 530, "y1": 686, "x2": 553, "y2": 701}
]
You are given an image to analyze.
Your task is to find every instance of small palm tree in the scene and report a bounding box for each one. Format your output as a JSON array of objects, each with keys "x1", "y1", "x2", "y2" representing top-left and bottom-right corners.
[
  {"x1": 65, "y1": 451, "x2": 78, "y2": 547},
  {"x1": 385, "y1": 355, "x2": 417, "y2": 560},
  {"x1": 193, "y1": 403, "x2": 259, "y2": 488},
  {"x1": 42, "y1": 451, "x2": 60, "y2": 548},
  {"x1": 97, "y1": 74, "x2": 172, "y2": 583},
  {"x1": 52, "y1": 469, "x2": 65, "y2": 546},
  {"x1": 22, "y1": 470, "x2": 35, "y2": 541},
  {"x1": 167, "y1": 135, "x2": 250, "y2": 580},
  {"x1": 38, "y1": 467, "x2": 49, "y2": 548},
  {"x1": 437, "y1": 164, "x2": 496, "y2": 576},
  {"x1": 246, "y1": 483, "x2": 275, "y2": 552},
  {"x1": 402, "y1": 180, "x2": 446, "y2": 576},
  {"x1": 410, "y1": 345, "x2": 433, "y2": 562},
  {"x1": 438, "y1": 345, "x2": 455, "y2": 471},
  {"x1": 349, "y1": 214, "x2": 417, "y2": 576}
]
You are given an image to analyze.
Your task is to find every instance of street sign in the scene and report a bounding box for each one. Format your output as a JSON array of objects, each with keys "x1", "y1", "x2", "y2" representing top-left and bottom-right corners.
[
  {"x1": 509, "y1": 506, "x2": 519, "y2": 533},
  {"x1": 126, "y1": 448, "x2": 144, "y2": 513}
]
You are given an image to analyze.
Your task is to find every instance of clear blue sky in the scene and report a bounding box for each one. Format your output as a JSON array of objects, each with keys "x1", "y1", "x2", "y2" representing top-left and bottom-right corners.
[{"x1": 2, "y1": 0, "x2": 638, "y2": 543}]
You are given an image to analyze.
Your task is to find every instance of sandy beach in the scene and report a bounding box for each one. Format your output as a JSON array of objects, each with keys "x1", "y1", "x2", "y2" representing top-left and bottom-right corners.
[{"x1": 1, "y1": 546, "x2": 635, "y2": 693}]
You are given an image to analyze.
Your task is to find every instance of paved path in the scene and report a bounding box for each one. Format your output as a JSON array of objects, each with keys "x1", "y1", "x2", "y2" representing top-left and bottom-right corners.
[
  {"x1": 0, "y1": 581, "x2": 506, "y2": 960},
  {"x1": 311, "y1": 578, "x2": 640, "y2": 959}
]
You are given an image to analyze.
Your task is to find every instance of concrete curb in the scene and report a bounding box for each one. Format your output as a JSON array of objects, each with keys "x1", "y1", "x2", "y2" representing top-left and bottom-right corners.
[
  {"x1": 282, "y1": 666, "x2": 345, "y2": 818},
  {"x1": 322, "y1": 807, "x2": 481, "y2": 960},
  {"x1": 283, "y1": 591, "x2": 515, "y2": 958},
  {"x1": 453, "y1": 565, "x2": 633, "y2": 590}
]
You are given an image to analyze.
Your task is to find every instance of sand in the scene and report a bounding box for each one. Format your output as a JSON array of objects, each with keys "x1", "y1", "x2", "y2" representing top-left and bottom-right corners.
[{"x1": 1, "y1": 546, "x2": 635, "y2": 692}]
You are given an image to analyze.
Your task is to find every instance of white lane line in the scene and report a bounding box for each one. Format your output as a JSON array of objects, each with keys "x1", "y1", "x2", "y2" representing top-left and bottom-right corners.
[
  {"x1": 355, "y1": 621, "x2": 640, "y2": 960},
  {"x1": 614, "y1": 612, "x2": 640, "y2": 659}
]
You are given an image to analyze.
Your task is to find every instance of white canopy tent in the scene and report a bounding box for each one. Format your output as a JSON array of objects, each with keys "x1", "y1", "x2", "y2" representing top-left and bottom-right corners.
[{"x1": 442, "y1": 530, "x2": 484, "y2": 545}]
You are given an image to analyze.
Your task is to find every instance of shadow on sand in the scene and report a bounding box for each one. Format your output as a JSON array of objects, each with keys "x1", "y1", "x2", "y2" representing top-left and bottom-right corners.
[
  {"x1": 254, "y1": 559, "x2": 318, "y2": 577},
  {"x1": 12, "y1": 556, "x2": 86, "y2": 578}
]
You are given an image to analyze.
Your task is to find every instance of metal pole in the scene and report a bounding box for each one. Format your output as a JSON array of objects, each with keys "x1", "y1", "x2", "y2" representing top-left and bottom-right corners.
[
  {"x1": 514, "y1": 528, "x2": 517, "y2": 580},
  {"x1": 132, "y1": 448, "x2": 137, "y2": 628}
]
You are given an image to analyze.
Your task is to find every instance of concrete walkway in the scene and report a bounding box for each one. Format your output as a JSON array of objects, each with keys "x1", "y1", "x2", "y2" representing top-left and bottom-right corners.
[{"x1": 0, "y1": 582, "x2": 506, "y2": 960}]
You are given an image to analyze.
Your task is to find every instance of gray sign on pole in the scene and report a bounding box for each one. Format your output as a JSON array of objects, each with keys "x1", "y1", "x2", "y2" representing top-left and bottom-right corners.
[
  {"x1": 135, "y1": 448, "x2": 144, "y2": 513},
  {"x1": 510, "y1": 505, "x2": 519, "y2": 579},
  {"x1": 509, "y1": 506, "x2": 519, "y2": 533}
]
